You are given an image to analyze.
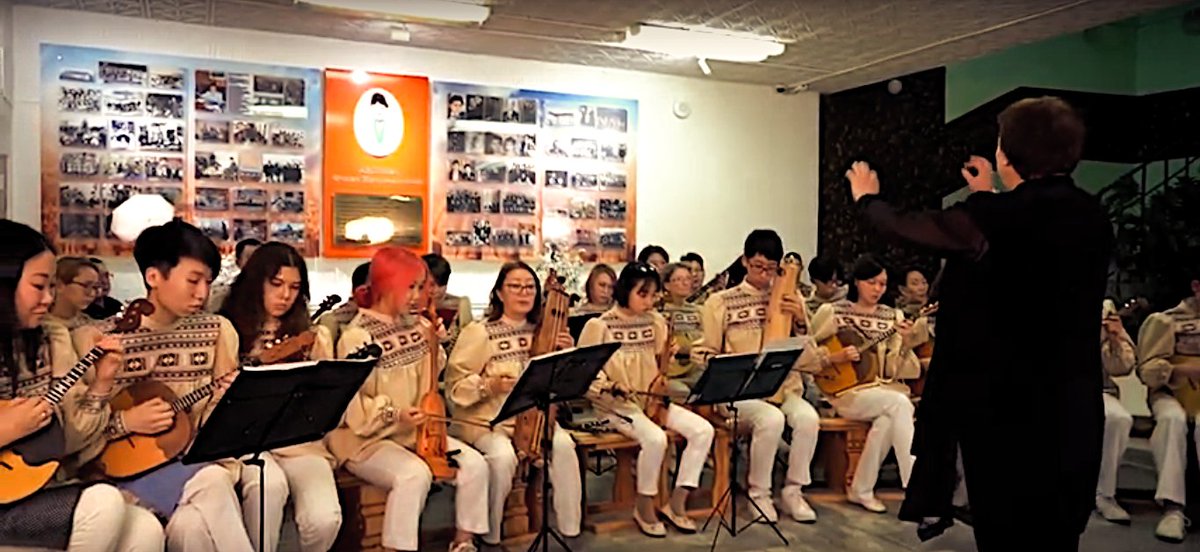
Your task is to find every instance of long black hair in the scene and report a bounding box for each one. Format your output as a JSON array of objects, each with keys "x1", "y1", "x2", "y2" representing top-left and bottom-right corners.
[
  {"x1": 846, "y1": 255, "x2": 887, "y2": 303},
  {"x1": 218, "y1": 242, "x2": 311, "y2": 356},
  {"x1": 485, "y1": 261, "x2": 543, "y2": 325},
  {"x1": 0, "y1": 220, "x2": 56, "y2": 382}
]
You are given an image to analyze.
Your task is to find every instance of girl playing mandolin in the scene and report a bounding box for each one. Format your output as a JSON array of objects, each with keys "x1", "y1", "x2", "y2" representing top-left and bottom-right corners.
[
  {"x1": 0, "y1": 220, "x2": 163, "y2": 552},
  {"x1": 446, "y1": 261, "x2": 582, "y2": 545},
  {"x1": 580, "y1": 262, "x2": 714, "y2": 537},
  {"x1": 329, "y1": 247, "x2": 487, "y2": 552},
  {"x1": 217, "y1": 242, "x2": 341, "y2": 552}
]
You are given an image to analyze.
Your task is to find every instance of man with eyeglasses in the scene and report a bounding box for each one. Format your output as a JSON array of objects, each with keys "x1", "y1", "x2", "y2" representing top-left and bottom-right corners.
[
  {"x1": 83, "y1": 257, "x2": 124, "y2": 320},
  {"x1": 805, "y1": 255, "x2": 847, "y2": 316}
]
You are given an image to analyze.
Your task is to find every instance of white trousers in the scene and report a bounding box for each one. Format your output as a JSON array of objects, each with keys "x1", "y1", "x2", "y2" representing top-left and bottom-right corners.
[
  {"x1": 165, "y1": 465, "x2": 254, "y2": 552},
  {"x1": 239, "y1": 454, "x2": 288, "y2": 552},
  {"x1": 472, "y1": 426, "x2": 582, "y2": 543},
  {"x1": 345, "y1": 437, "x2": 489, "y2": 551},
  {"x1": 1097, "y1": 393, "x2": 1133, "y2": 499},
  {"x1": 779, "y1": 394, "x2": 820, "y2": 489},
  {"x1": 729, "y1": 399, "x2": 785, "y2": 500},
  {"x1": 1150, "y1": 395, "x2": 1200, "y2": 506},
  {"x1": 830, "y1": 387, "x2": 915, "y2": 499},
  {"x1": 604, "y1": 404, "x2": 715, "y2": 496},
  {"x1": 26, "y1": 484, "x2": 164, "y2": 552},
  {"x1": 275, "y1": 455, "x2": 342, "y2": 552}
]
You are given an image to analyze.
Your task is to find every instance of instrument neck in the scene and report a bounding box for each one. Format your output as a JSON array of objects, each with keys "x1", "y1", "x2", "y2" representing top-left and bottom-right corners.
[
  {"x1": 174, "y1": 380, "x2": 218, "y2": 413},
  {"x1": 44, "y1": 346, "x2": 104, "y2": 406}
]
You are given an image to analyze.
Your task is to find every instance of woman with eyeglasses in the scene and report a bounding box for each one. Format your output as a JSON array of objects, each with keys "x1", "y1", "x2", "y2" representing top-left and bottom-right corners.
[
  {"x1": 658, "y1": 262, "x2": 704, "y2": 395},
  {"x1": 580, "y1": 262, "x2": 714, "y2": 537},
  {"x1": 47, "y1": 257, "x2": 102, "y2": 332},
  {"x1": 446, "y1": 261, "x2": 582, "y2": 545}
]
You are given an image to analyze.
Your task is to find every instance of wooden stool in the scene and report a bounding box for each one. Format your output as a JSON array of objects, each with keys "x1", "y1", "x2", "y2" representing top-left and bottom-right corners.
[
  {"x1": 332, "y1": 470, "x2": 387, "y2": 552},
  {"x1": 816, "y1": 417, "x2": 870, "y2": 495}
]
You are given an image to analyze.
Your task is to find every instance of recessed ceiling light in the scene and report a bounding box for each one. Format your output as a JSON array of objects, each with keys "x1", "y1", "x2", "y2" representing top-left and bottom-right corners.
[{"x1": 300, "y1": 0, "x2": 490, "y2": 24}]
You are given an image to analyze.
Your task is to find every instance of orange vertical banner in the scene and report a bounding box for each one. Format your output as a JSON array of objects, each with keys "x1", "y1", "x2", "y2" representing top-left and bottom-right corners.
[{"x1": 323, "y1": 69, "x2": 430, "y2": 257}]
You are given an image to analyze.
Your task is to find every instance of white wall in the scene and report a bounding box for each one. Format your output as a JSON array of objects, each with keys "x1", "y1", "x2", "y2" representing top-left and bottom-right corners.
[{"x1": 9, "y1": 5, "x2": 820, "y2": 308}]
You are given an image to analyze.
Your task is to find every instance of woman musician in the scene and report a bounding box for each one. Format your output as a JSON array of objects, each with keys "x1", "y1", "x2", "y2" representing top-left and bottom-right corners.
[
  {"x1": 446, "y1": 262, "x2": 583, "y2": 545},
  {"x1": 217, "y1": 242, "x2": 341, "y2": 552},
  {"x1": 657, "y1": 263, "x2": 705, "y2": 395},
  {"x1": 580, "y1": 263, "x2": 714, "y2": 537}
]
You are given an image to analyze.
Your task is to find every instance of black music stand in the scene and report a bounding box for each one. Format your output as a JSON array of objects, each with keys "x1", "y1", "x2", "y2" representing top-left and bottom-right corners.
[
  {"x1": 183, "y1": 351, "x2": 380, "y2": 552},
  {"x1": 691, "y1": 347, "x2": 802, "y2": 551},
  {"x1": 567, "y1": 312, "x2": 601, "y2": 342},
  {"x1": 492, "y1": 342, "x2": 621, "y2": 552}
]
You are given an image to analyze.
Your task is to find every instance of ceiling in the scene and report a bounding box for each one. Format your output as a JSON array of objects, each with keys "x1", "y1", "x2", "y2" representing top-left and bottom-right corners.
[{"x1": 21, "y1": 0, "x2": 1190, "y2": 92}]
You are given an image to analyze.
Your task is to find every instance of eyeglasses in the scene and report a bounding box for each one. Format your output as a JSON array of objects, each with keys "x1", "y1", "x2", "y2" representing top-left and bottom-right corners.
[
  {"x1": 747, "y1": 261, "x2": 779, "y2": 274},
  {"x1": 69, "y1": 281, "x2": 103, "y2": 295},
  {"x1": 503, "y1": 283, "x2": 537, "y2": 295}
]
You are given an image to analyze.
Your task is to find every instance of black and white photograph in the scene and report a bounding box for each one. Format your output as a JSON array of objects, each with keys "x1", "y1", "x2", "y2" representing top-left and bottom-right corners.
[
  {"x1": 100, "y1": 183, "x2": 142, "y2": 209},
  {"x1": 482, "y1": 189, "x2": 501, "y2": 213},
  {"x1": 197, "y1": 218, "x2": 229, "y2": 241},
  {"x1": 493, "y1": 229, "x2": 519, "y2": 247},
  {"x1": 447, "y1": 94, "x2": 466, "y2": 120},
  {"x1": 507, "y1": 163, "x2": 536, "y2": 185},
  {"x1": 262, "y1": 154, "x2": 304, "y2": 183},
  {"x1": 252, "y1": 75, "x2": 305, "y2": 107},
  {"x1": 502, "y1": 99, "x2": 521, "y2": 123},
  {"x1": 596, "y1": 107, "x2": 628, "y2": 132},
  {"x1": 99, "y1": 61, "x2": 147, "y2": 86},
  {"x1": 599, "y1": 172, "x2": 627, "y2": 189},
  {"x1": 448, "y1": 131, "x2": 466, "y2": 153},
  {"x1": 196, "y1": 121, "x2": 230, "y2": 143},
  {"x1": 570, "y1": 138, "x2": 598, "y2": 159},
  {"x1": 232, "y1": 121, "x2": 270, "y2": 145},
  {"x1": 446, "y1": 230, "x2": 477, "y2": 247},
  {"x1": 149, "y1": 69, "x2": 184, "y2": 90},
  {"x1": 570, "y1": 173, "x2": 598, "y2": 189},
  {"x1": 151, "y1": 185, "x2": 183, "y2": 206},
  {"x1": 233, "y1": 219, "x2": 268, "y2": 242},
  {"x1": 196, "y1": 70, "x2": 228, "y2": 113},
  {"x1": 483, "y1": 96, "x2": 504, "y2": 122},
  {"x1": 600, "y1": 198, "x2": 627, "y2": 220},
  {"x1": 270, "y1": 190, "x2": 304, "y2": 213},
  {"x1": 503, "y1": 136, "x2": 519, "y2": 157},
  {"x1": 466, "y1": 132, "x2": 485, "y2": 155},
  {"x1": 239, "y1": 165, "x2": 263, "y2": 182},
  {"x1": 599, "y1": 228, "x2": 627, "y2": 249},
  {"x1": 60, "y1": 152, "x2": 101, "y2": 177},
  {"x1": 195, "y1": 151, "x2": 238, "y2": 180},
  {"x1": 578, "y1": 105, "x2": 597, "y2": 127},
  {"x1": 145, "y1": 157, "x2": 184, "y2": 181},
  {"x1": 146, "y1": 93, "x2": 184, "y2": 118},
  {"x1": 109, "y1": 120, "x2": 137, "y2": 150},
  {"x1": 545, "y1": 170, "x2": 568, "y2": 188},
  {"x1": 233, "y1": 188, "x2": 268, "y2": 211},
  {"x1": 547, "y1": 139, "x2": 568, "y2": 157},
  {"x1": 270, "y1": 127, "x2": 305, "y2": 148},
  {"x1": 138, "y1": 122, "x2": 184, "y2": 151},
  {"x1": 59, "y1": 87, "x2": 101, "y2": 113},
  {"x1": 59, "y1": 183, "x2": 99, "y2": 209},
  {"x1": 472, "y1": 219, "x2": 494, "y2": 245},
  {"x1": 59, "y1": 69, "x2": 95, "y2": 83},
  {"x1": 103, "y1": 156, "x2": 145, "y2": 180},
  {"x1": 569, "y1": 198, "x2": 597, "y2": 219},
  {"x1": 60, "y1": 213, "x2": 100, "y2": 239},
  {"x1": 518, "y1": 99, "x2": 538, "y2": 124},
  {"x1": 447, "y1": 189, "x2": 482, "y2": 213},
  {"x1": 479, "y1": 161, "x2": 506, "y2": 183},
  {"x1": 600, "y1": 142, "x2": 627, "y2": 162},
  {"x1": 59, "y1": 118, "x2": 107, "y2": 148},
  {"x1": 270, "y1": 221, "x2": 304, "y2": 242},
  {"x1": 195, "y1": 187, "x2": 229, "y2": 211},
  {"x1": 484, "y1": 133, "x2": 504, "y2": 155},
  {"x1": 464, "y1": 95, "x2": 485, "y2": 120},
  {"x1": 545, "y1": 109, "x2": 576, "y2": 127},
  {"x1": 502, "y1": 192, "x2": 537, "y2": 216},
  {"x1": 520, "y1": 135, "x2": 537, "y2": 157},
  {"x1": 459, "y1": 161, "x2": 476, "y2": 182},
  {"x1": 574, "y1": 228, "x2": 597, "y2": 247},
  {"x1": 103, "y1": 90, "x2": 144, "y2": 116}
]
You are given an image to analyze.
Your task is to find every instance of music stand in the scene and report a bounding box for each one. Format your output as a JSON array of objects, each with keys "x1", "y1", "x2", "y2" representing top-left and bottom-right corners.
[
  {"x1": 183, "y1": 353, "x2": 380, "y2": 552},
  {"x1": 566, "y1": 312, "x2": 601, "y2": 342},
  {"x1": 691, "y1": 347, "x2": 802, "y2": 551},
  {"x1": 492, "y1": 342, "x2": 621, "y2": 552}
]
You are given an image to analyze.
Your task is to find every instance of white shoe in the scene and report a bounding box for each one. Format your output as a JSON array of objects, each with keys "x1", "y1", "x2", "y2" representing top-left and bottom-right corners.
[
  {"x1": 781, "y1": 486, "x2": 817, "y2": 523},
  {"x1": 1155, "y1": 510, "x2": 1190, "y2": 544},
  {"x1": 848, "y1": 492, "x2": 887, "y2": 514},
  {"x1": 1095, "y1": 496, "x2": 1130, "y2": 525},
  {"x1": 749, "y1": 492, "x2": 779, "y2": 523},
  {"x1": 449, "y1": 540, "x2": 478, "y2": 552}
]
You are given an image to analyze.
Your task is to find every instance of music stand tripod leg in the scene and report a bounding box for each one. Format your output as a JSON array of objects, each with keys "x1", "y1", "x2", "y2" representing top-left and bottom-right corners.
[
  {"x1": 528, "y1": 396, "x2": 572, "y2": 552},
  {"x1": 244, "y1": 452, "x2": 267, "y2": 552}
]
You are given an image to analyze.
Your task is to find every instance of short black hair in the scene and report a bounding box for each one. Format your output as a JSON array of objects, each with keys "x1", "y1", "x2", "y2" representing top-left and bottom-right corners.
[
  {"x1": 422, "y1": 253, "x2": 452, "y2": 287},
  {"x1": 680, "y1": 252, "x2": 704, "y2": 267},
  {"x1": 614, "y1": 262, "x2": 662, "y2": 308},
  {"x1": 371, "y1": 93, "x2": 388, "y2": 107},
  {"x1": 637, "y1": 245, "x2": 669, "y2": 264},
  {"x1": 998, "y1": 96, "x2": 1085, "y2": 180},
  {"x1": 743, "y1": 229, "x2": 783, "y2": 262},
  {"x1": 449, "y1": 95, "x2": 464, "y2": 105},
  {"x1": 352, "y1": 262, "x2": 371, "y2": 290},
  {"x1": 850, "y1": 255, "x2": 886, "y2": 282},
  {"x1": 134, "y1": 219, "x2": 220, "y2": 289},
  {"x1": 808, "y1": 255, "x2": 841, "y2": 283},
  {"x1": 235, "y1": 238, "x2": 262, "y2": 260}
]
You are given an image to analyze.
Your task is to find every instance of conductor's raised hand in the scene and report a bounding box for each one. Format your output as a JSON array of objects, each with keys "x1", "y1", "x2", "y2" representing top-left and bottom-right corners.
[
  {"x1": 962, "y1": 156, "x2": 996, "y2": 193},
  {"x1": 846, "y1": 161, "x2": 881, "y2": 201}
]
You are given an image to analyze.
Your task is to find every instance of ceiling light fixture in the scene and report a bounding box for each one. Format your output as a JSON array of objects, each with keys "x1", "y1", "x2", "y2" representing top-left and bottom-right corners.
[
  {"x1": 616, "y1": 23, "x2": 785, "y2": 63},
  {"x1": 697, "y1": 58, "x2": 712, "y2": 75},
  {"x1": 300, "y1": 0, "x2": 490, "y2": 24}
]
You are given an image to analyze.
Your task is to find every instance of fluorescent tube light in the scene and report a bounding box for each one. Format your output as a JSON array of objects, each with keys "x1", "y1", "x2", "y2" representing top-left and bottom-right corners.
[
  {"x1": 617, "y1": 23, "x2": 785, "y2": 63},
  {"x1": 301, "y1": 0, "x2": 490, "y2": 24}
]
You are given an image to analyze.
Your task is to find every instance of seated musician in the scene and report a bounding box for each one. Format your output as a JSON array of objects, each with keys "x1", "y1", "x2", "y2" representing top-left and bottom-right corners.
[
  {"x1": 1136, "y1": 273, "x2": 1200, "y2": 544},
  {"x1": 72, "y1": 219, "x2": 252, "y2": 551},
  {"x1": 217, "y1": 242, "x2": 341, "y2": 552},
  {"x1": 0, "y1": 220, "x2": 163, "y2": 552},
  {"x1": 46, "y1": 257, "x2": 103, "y2": 333},
  {"x1": 446, "y1": 262, "x2": 582, "y2": 544},
  {"x1": 329, "y1": 247, "x2": 487, "y2": 552},
  {"x1": 580, "y1": 262, "x2": 715, "y2": 537},
  {"x1": 422, "y1": 254, "x2": 473, "y2": 353},
  {"x1": 1096, "y1": 299, "x2": 1136, "y2": 525},
  {"x1": 895, "y1": 267, "x2": 935, "y2": 392},
  {"x1": 679, "y1": 252, "x2": 705, "y2": 297},
  {"x1": 315, "y1": 261, "x2": 370, "y2": 345},
  {"x1": 804, "y1": 255, "x2": 847, "y2": 315},
  {"x1": 808, "y1": 255, "x2": 922, "y2": 513},
  {"x1": 693, "y1": 229, "x2": 820, "y2": 524},
  {"x1": 573, "y1": 264, "x2": 616, "y2": 315},
  {"x1": 658, "y1": 263, "x2": 705, "y2": 395}
]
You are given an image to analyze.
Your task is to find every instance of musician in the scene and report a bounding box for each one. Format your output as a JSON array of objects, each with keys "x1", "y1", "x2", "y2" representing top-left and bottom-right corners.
[
  {"x1": 217, "y1": 243, "x2": 341, "y2": 552},
  {"x1": 73, "y1": 219, "x2": 252, "y2": 552},
  {"x1": 47, "y1": 257, "x2": 103, "y2": 333},
  {"x1": 206, "y1": 238, "x2": 261, "y2": 313},
  {"x1": 1095, "y1": 299, "x2": 1135, "y2": 525},
  {"x1": 658, "y1": 263, "x2": 704, "y2": 394},
  {"x1": 679, "y1": 252, "x2": 705, "y2": 296},
  {"x1": 423, "y1": 253, "x2": 473, "y2": 353},
  {"x1": 0, "y1": 220, "x2": 163, "y2": 552},
  {"x1": 446, "y1": 262, "x2": 582, "y2": 545},
  {"x1": 809, "y1": 255, "x2": 922, "y2": 513},
  {"x1": 784, "y1": 252, "x2": 814, "y2": 299},
  {"x1": 895, "y1": 268, "x2": 935, "y2": 383},
  {"x1": 581, "y1": 263, "x2": 714, "y2": 536},
  {"x1": 316, "y1": 261, "x2": 370, "y2": 345},
  {"x1": 574, "y1": 264, "x2": 616, "y2": 315},
  {"x1": 1136, "y1": 274, "x2": 1200, "y2": 544},
  {"x1": 330, "y1": 247, "x2": 487, "y2": 552},
  {"x1": 83, "y1": 257, "x2": 123, "y2": 321},
  {"x1": 804, "y1": 255, "x2": 846, "y2": 315},
  {"x1": 637, "y1": 245, "x2": 670, "y2": 271},
  {"x1": 693, "y1": 229, "x2": 820, "y2": 523}
]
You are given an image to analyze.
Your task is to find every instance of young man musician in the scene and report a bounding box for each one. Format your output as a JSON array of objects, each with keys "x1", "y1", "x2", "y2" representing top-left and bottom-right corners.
[
  {"x1": 72, "y1": 219, "x2": 254, "y2": 552},
  {"x1": 692, "y1": 229, "x2": 821, "y2": 523},
  {"x1": 316, "y1": 261, "x2": 370, "y2": 345},
  {"x1": 330, "y1": 247, "x2": 487, "y2": 552},
  {"x1": 1096, "y1": 299, "x2": 1136, "y2": 525},
  {"x1": 217, "y1": 242, "x2": 341, "y2": 552},
  {"x1": 581, "y1": 263, "x2": 714, "y2": 536},
  {"x1": 1137, "y1": 273, "x2": 1200, "y2": 544},
  {"x1": 805, "y1": 255, "x2": 847, "y2": 315},
  {"x1": 422, "y1": 253, "x2": 473, "y2": 353},
  {"x1": 447, "y1": 261, "x2": 582, "y2": 545}
]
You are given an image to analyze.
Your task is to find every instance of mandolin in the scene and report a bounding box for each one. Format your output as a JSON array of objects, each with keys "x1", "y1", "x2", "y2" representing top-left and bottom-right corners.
[
  {"x1": 513, "y1": 269, "x2": 571, "y2": 463},
  {"x1": 813, "y1": 303, "x2": 937, "y2": 397},
  {"x1": 416, "y1": 304, "x2": 456, "y2": 481},
  {"x1": 0, "y1": 300, "x2": 153, "y2": 503}
]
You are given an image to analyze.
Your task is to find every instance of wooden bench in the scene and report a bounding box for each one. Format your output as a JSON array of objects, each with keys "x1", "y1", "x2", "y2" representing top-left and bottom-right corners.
[
  {"x1": 331, "y1": 470, "x2": 388, "y2": 552},
  {"x1": 816, "y1": 417, "x2": 870, "y2": 495}
]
